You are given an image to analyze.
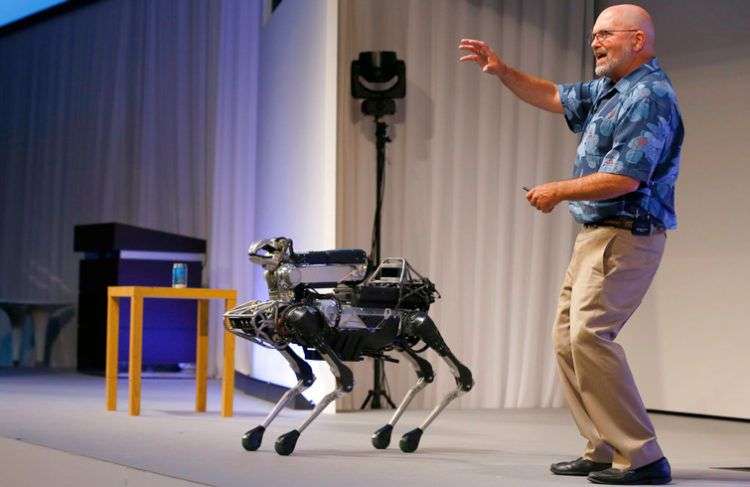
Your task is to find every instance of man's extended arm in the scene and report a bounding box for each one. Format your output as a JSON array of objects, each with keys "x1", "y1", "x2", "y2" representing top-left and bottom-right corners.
[
  {"x1": 526, "y1": 173, "x2": 640, "y2": 213},
  {"x1": 459, "y1": 38, "x2": 638, "y2": 213},
  {"x1": 458, "y1": 38, "x2": 563, "y2": 113}
]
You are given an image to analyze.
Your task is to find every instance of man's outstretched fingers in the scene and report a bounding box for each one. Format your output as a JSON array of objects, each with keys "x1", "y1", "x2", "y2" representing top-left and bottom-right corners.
[
  {"x1": 458, "y1": 40, "x2": 488, "y2": 53},
  {"x1": 458, "y1": 44, "x2": 480, "y2": 54},
  {"x1": 459, "y1": 55, "x2": 480, "y2": 63},
  {"x1": 459, "y1": 38, "x2": 487, "y2": 47}
]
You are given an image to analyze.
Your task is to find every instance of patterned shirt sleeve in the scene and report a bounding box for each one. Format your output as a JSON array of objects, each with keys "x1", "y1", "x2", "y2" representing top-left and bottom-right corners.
[
  {"x1": 598, "y1": 87, "x2": 675, "y2": 183},
  {"x1": 557, "y1": 80, "x2": 602, "y2": 133}
]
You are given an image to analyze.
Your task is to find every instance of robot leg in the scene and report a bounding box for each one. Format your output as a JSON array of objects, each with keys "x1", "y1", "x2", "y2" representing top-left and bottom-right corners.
[
  {"x1": 371, "y1": 346, "x2": 434, "y2": 449},
  {"x1": 274, "y1": 342, "x2": 353, "y2": 455},
  {"x1": 398, "y1": 312, "x2": 474, "y2": 453},
  {"x1": 242, "y1": 345, "x2": 315, "y2": 451}
]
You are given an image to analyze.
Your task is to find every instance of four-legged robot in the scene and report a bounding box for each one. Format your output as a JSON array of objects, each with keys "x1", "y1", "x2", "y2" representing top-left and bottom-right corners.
[{"x1": 224, "y1": 237, "x2": 473, "y2": 455}]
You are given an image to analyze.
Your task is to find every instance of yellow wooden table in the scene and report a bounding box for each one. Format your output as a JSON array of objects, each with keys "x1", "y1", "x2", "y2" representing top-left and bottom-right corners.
[{"x1": 105, "y1": 286, "x2": 237, "y2": 416}]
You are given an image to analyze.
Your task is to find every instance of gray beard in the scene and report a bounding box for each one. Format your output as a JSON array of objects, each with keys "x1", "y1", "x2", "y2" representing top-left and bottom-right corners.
[
  {"x1": 594, "y1": 48, "x2": 634, "y2": 78},
  {"x1": 594, "y1": 61, "x2": 612, "y2": 77}
]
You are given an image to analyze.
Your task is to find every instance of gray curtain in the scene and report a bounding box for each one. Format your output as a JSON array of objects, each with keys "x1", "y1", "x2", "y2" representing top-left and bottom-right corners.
[
  {"x1": 337, "y1": 0, "x2": 592, "y2": 409},
  {"x1": 0, "y1": 0, "x2": 261, "y2": 371}
]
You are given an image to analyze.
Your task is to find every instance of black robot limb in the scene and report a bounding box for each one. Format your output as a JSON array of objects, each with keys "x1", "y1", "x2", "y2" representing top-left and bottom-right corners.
[
  {"x1": 275, "y1": 341, "x2": 354, "y2": 456},
  {"x1": 397, "y1": 312, "x2": 474, "y2": 453},
  {"x1": 402, "y1": 312, "x2": 474, "y2": 390},
  {"x1": 372, "y1": 344, "x2": 434, "y2": 449},
  {"x1": 241, "y1": 346, "x2": 315, "y2": 452}
]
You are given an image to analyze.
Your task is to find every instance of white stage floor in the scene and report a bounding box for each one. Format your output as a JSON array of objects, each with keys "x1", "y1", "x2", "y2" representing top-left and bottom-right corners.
[{"x1": 1, "y1": 370, "x2": 748, "y2": 486}]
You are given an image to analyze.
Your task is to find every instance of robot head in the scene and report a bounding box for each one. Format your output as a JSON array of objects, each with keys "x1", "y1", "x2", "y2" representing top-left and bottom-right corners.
[{"x1": 248, "y1": 237, "x2": 293, "y2": 271}]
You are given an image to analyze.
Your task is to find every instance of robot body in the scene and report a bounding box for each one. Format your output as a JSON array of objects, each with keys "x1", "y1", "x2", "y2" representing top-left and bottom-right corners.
[{"x1": 225, "y1": 237, "x2": 473, "y2": 455}]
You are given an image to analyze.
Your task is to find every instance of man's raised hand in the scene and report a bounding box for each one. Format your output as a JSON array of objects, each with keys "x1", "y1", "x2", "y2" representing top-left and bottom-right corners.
[{"x1": 458, "y1": 39, "x2": 505, "y2": 75}]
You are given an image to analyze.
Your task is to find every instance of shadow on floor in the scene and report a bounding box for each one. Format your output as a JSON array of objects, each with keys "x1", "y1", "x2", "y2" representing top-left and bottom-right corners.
[{"x1": 675, "y1": 468, "x2": 750, "y2": 482}]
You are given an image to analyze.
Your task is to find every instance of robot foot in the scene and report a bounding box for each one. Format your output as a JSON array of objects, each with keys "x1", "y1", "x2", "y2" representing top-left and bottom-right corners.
[
  {"x1": 371, "y1": 424, "x2": 393, "y2": 449},
  {"x1": 399, "y1": 428, "x2": 423, "y2": 453},
  {"x1": 275, "y1": 430, "x2": 301, "y2": 455},
  {"x1": 241, "y1": 425, "x2": 265, "y2": 451}
]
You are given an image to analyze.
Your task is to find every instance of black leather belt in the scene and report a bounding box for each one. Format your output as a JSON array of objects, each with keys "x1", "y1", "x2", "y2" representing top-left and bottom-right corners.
[
  {"x1": 583, "y1": 217, "x2": 665, "y2": 234},
  {"x1": 583, "y1": 218, "x2": 636, "y2": 230}
]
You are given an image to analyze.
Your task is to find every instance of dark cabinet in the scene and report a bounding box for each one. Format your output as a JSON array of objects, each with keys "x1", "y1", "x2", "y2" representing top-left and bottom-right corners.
[{"x1": 74, "y1": 223, "x2": 206, "y2": 373}]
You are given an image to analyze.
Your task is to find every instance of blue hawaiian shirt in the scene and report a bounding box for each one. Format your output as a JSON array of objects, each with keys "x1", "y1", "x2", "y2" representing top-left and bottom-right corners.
[{"x1": 557, "y1": 58, "x2": 683, "y2": 229}]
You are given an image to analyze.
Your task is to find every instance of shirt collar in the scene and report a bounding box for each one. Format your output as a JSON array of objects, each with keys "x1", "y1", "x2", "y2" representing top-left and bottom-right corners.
[{"x1": 610, "y1": 57, "x2": 661, "y2": 93}]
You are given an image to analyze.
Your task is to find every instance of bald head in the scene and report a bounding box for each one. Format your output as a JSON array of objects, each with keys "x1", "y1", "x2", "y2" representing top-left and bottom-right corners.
[
  {"x1": 591, "y1": 4, "x2": 656, "y2": 80},
  {"x1": 597, "y1": 4, "x2": 655, "y2": 52}
]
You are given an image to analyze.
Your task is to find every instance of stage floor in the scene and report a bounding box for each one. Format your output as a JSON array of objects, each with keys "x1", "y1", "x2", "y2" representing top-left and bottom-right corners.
[{"x1": 1, "y1": 370, "x2": 748, "y2": 486}]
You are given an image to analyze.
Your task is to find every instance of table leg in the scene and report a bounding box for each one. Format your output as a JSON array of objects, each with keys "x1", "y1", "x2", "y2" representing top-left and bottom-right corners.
[
  {"x1": 105, "y1": 294, "x2": 120, "y2": 411},
  {"x1": 221, "y1": 297, "x2": 236, "y2": 417},
  {"x1": 30, "y1": 309, "x2": 50, "y2": 366},
  {"x1": 128, "y1": 294, "x2": 144, "y2": 416},
  {"x1": 195, "y1": 299, "x2": 208, "y2": 412},
  {"x1": 4, "y1": 305, "x2": 27, "y2": 367},
  {"x1": 10, "y1": 322, "x2": 23, "y2": 366}
]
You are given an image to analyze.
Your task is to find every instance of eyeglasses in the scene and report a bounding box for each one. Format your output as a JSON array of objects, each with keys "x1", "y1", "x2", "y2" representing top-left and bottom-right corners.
[{"x1": 588, "y1": 29, "x2": 639, "y2": 43}]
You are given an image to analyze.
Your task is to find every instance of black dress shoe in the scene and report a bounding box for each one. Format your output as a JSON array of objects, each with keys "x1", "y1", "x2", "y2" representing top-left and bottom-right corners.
[
  {"x1": 588, "y1": 457, "x2": 671, "y2": 485},
  {"x1": 551, "y1": 457, "x2": 612, "y2": 476}
]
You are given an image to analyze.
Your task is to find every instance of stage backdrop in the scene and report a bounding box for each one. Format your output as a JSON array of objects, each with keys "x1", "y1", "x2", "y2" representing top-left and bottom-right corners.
[
  {"x1": 246, "y1": 0, "x2": 340, "y2": 406},
  {"x1": 335, "y1": 0, "x2": 591, "y2": 410},
  {"x1": 0, "y1": 0, "x2": 261, "y2": 373},
  {"x1": 601, "y1": 0, "x2": 750, "y2": 420},
  {"x1": 4, "y1": 0, "x2": 746, "y2": 421}
]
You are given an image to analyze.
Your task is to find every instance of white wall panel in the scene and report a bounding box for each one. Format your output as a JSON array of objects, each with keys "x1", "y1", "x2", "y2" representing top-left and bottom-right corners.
[
  {"x1": 251, "y1": 0, "x2": 339, "y2": 405},
  {"x1": 601, "y1": 0, "x2": 750, "y2": 419}
]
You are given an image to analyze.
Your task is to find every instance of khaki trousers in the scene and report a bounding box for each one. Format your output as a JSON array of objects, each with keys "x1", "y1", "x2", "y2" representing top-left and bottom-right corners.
[{"x1": 553, "y1": 225, "x2": 666, "y2": 470}]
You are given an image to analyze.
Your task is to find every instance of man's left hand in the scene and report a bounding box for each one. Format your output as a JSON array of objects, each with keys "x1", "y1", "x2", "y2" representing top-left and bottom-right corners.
[{"x1": 527, "y1": 182, "x2": 562, "y2": 213}]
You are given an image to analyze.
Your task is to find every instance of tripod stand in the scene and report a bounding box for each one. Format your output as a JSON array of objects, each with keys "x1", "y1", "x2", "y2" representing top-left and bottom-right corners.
[
  {"x1": 360, "y1": 115, "x2": 397, "y2": 410},
  {"x1": 350, "y1": 51, "x2": 406, "y2": 410}
]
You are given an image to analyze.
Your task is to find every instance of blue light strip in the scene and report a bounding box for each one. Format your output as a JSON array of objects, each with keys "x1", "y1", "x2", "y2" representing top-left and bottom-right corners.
[{"x1": 0, "y1": 0, "x2": 67, "y2": 28}]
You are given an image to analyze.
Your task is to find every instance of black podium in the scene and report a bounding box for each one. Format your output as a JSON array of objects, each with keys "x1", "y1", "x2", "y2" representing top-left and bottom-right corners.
[{"x1": 74, "y1": 223, "x2": 206, "y2": 373}]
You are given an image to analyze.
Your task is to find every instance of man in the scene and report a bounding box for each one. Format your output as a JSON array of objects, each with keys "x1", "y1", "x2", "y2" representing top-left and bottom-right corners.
[{"x1": 459, "y1": 4, "x2": 682, "y2": 485}]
